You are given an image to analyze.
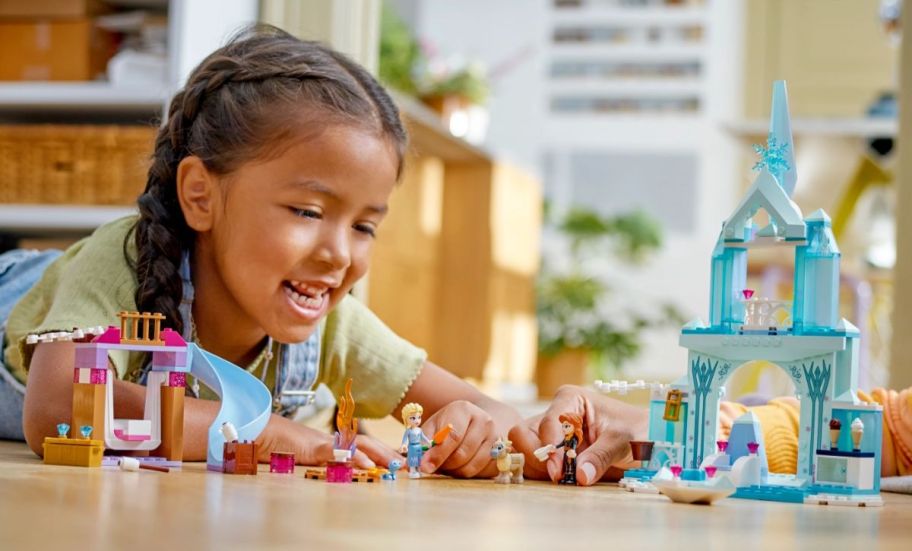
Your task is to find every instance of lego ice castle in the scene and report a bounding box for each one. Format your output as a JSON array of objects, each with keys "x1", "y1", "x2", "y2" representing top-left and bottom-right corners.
[{"x1": 617, "y1": 81, "x2": 884, "y2": 507}]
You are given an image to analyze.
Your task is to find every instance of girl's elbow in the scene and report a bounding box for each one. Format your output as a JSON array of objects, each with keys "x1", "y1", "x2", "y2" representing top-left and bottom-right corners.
[{"x1": 22, "y1": 407, "x2": 48, "y2": 458}]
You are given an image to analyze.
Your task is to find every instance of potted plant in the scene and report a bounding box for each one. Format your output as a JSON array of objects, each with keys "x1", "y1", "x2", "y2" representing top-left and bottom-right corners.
[
  {"x1": 536, "y1": 206, "x2": 683, "y2": 398},
  {"x1": 379, "y1": 6, "x2": 489, "y2": 140}
]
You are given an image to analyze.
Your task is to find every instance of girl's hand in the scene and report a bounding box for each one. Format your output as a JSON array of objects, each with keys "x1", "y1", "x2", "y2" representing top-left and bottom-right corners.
[
  {"x1": 255, "y1": 415, "x2": 400, "y2": 469},
  {"x1": 508, "y1": 385, "x2": 649, "y2": 485},
  {"x1": 418, "y1": 400, "x2": 500, "y2": 478}
]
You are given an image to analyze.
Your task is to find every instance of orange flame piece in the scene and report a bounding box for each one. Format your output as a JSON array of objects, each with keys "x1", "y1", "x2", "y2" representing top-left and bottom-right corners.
[{"x1": 336, "y1": 378, "x2": 358, "y2": 449}]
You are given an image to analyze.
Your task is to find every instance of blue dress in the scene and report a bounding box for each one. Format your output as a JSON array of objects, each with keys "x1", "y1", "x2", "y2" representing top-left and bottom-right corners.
[{"x1": 402, "y1": 427, "x2": 431, "y2": 468}]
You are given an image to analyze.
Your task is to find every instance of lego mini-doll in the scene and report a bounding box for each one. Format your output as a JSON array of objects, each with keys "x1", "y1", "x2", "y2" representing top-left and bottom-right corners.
[
  {"x1": 400, "y1": 402, "x2": 432, "y2": 479},
  {"x1": 531, "y1": 411, "x2": 585, "y2": 484},
  {"x1": 555, "y1": 413, "x2": 584, "y2": 484}
]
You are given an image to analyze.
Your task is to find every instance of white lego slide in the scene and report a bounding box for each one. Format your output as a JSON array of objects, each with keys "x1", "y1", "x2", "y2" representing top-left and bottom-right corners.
[{"x1": 188, "y1": 343, "x2": 272, "y2": 470}]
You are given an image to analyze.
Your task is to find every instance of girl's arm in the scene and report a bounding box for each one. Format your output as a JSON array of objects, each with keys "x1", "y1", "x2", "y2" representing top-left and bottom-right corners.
[
  {"x1": 393, "y1": 360, "x2": 522, "y2": 478},
  {"x1": 23, "y1": 341, "x2": 401, "y2": 468}
]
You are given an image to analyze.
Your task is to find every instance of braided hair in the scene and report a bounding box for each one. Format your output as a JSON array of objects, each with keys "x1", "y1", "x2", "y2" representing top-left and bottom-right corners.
[{"x1": 128, "y1": 25, "x2": 408, "y2": 336}]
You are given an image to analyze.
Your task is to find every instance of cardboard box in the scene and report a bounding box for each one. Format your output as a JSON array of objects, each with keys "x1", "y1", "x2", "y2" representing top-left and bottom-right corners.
[
  {"x1": 0, "y1": 0, "x2": 109, "y2": 18},
  {"x1": 0, "y1": 19, "x2": 115, "y2": 80}
]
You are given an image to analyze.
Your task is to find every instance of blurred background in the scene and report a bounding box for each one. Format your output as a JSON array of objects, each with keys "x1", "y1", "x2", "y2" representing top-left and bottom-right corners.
[{"x1": 0, "y1": 0, "x2": 909, "y2": 406}]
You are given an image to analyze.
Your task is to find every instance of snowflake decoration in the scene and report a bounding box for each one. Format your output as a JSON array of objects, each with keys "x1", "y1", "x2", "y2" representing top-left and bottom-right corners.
[{"x1": 752, "y1": 134, "x2": 791, "y2": 174}]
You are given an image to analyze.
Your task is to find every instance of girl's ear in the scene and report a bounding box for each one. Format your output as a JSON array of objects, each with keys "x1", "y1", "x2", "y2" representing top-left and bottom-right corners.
[{"x1": 176, "y1": 156, "x2": 218, "y2": 231}]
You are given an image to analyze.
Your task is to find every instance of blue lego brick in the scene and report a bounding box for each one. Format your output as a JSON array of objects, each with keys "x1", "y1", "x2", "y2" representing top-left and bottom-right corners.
[
  {"x1": 680, "y1": 468, "x2": 706, "y2": 482},
  {"x1": 622, "y1": 468, "x2": 657, "y2": 481},
  {"x1": 681, "y1": 327, "x2": 733, "y2": 335},
  {"x1": 732, "y1": 485, "x2": 809, "y2": 503}
]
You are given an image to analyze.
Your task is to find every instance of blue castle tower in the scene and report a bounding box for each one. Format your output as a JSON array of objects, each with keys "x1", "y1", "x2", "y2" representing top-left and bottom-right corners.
[{"x1": 623, "y1": 82, "x2": 883, "y2": 507}]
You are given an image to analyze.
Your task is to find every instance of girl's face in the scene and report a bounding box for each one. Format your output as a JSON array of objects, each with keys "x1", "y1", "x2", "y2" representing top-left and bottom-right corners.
[
  {"x1": 562, "y1": 422, "x2": 573, "y2": 437},
  {"x1": 197, "y1": 125, "x2": 398, "y2": 344}
]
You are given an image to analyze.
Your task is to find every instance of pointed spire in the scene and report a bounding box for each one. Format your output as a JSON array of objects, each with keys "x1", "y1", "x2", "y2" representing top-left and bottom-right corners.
[{"x1": 769, "y1": 80, "x2": 797, "y2": 196}]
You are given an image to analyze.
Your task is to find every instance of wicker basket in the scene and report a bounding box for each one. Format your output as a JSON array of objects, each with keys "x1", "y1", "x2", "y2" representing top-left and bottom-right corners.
[{"x1": 0, "y1": 124, "x2": 156, "y2": 205}]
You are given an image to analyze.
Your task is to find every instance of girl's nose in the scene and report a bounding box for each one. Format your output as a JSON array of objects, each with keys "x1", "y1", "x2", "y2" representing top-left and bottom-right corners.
[{"x1": 314, "y1": 227, "x2": 351, "y2": 271}]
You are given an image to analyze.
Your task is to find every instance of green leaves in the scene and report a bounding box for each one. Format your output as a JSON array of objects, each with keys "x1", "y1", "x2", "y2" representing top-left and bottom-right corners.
[
  {"x1": 378, "y1": 7, "x2": 488, "y2": 105},
  {"x1": 379, "y1": 6, "x2": 422, "y2": 96},
  {"x1": 559, "y1": 208, "x2": 662, "y2": 262},
  {"x1": 537, "y1": 206, "x2": 680, "y2": 379}
]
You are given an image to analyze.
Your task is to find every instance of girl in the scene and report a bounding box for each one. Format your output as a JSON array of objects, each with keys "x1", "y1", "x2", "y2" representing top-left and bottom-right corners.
[{"x1": 1, "y1": 25, "x2": 519, "y2": 478}]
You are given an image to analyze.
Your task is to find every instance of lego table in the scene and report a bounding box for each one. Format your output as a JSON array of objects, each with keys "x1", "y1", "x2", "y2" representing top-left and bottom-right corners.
[{"x1": 1, "y1": 441, "x2": 910, "y2": 549}]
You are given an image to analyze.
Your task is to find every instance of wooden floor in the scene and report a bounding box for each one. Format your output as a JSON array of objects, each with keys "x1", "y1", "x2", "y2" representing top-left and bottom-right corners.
[{"x1": 1, "y1": 441, "x2": 910, "y2": 550}]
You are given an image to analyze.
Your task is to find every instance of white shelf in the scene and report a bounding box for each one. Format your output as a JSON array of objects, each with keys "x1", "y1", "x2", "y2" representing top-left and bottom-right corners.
[
  {"x1": 0, "y1": 205, "x2": 136, "y2": 234},
  {"x1": 550, "y1": 43, "x2": 705, "y2": 61},
  {"x1": 552, "y1": 6, "x2": 706, "y2": 26},
  {"x1": 725, "y1": 118, "x2": 897, "y2": 138},
  {"x1": 0, "y1": 82, "x2": 167, "y2": 112},
  {"x1": 549, "y1": 78, "x2": 702, "y2": 96}
]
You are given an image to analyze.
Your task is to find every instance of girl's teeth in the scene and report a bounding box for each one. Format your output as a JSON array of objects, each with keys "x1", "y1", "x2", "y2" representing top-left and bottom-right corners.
[
  {"x1": 285, "y1": 286, "x2": 325, "y2": 310},
  {"x1": 287, "y1": 281, "x2": 327, "y2": 298}
]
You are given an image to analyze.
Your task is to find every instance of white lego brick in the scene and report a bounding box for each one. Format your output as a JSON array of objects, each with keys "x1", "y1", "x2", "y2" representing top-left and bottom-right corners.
[{"x1": 804, "y1": 494, "x2": 883, "y2": 507}]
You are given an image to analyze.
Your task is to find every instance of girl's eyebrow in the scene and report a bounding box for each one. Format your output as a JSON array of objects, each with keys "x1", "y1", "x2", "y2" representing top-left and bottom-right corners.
[{"x1": 286, "y1": 180, "x2": 388, "y2": 214}]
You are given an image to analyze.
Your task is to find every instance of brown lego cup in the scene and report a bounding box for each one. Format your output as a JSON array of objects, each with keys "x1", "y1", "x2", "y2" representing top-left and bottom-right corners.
[{"x1": 629, "y1": 440, "x2": 655, "y2": 469}]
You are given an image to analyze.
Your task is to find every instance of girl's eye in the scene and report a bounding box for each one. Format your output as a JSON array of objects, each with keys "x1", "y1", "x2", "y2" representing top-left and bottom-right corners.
[
  {"x1": 354, "y1": 223, "x2": 376, "y2": 237},
  {"x1": 292, "y1": 207, "x2": 322, "y2": 219}
]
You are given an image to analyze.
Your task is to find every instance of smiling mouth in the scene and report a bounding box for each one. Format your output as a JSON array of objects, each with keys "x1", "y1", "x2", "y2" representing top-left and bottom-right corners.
[{"x1": 282, "y1": 280, "x2": 331, "y2": 312}]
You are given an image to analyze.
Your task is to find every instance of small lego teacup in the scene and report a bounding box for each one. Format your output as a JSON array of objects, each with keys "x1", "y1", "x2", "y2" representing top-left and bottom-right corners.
[{"x1": 533, "y1": 444, "x2": 554, "y2": 462}]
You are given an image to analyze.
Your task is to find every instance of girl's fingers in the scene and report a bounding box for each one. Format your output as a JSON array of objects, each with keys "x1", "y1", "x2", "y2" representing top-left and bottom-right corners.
[
  {"x1": 351, "y1": 449, "x2": 376, "y2": 469},
  {"x1": 294, "y1": 437, "x2": 333, "y2": 466},
  {"x1": 508, "y1": 417, "x2": 551, "y2": 480},
  {"x1": 537, "y1": 414, "x2": 569, "y2": 482},
  {"x1": 354, "y1": 434, "x2": 400, "y2": 468},
  {"x1": 437, "y1": 414, "x2": 492, "y2": 474},
  {"x1": 419, "y1": 418, "x2": 468, "y2": 474},
  {"x1": 450, "y1": 434, "x2": 498, "y2": 478},
  {"x1": 574, "y1": 426, "x2": 631, "y2": 486}
]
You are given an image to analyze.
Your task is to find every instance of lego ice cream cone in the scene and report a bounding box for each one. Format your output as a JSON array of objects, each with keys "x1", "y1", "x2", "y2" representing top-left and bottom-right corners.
[
  {"x1": 851, "y1": 418, "x2": 864, "y2": 451},
  {"x1": 829, "y1": 418, "x2": 841, "y2": 450}
]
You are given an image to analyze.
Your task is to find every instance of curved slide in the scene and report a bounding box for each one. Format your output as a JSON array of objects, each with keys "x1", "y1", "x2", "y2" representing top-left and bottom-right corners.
[{"x1": 187, "y1": 343, "x2": 272, "y2": 470}]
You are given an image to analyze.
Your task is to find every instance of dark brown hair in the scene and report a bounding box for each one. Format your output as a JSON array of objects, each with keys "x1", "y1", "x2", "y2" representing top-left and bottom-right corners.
[{"x1": 129, "y1": 25, "x2": 408, "y2": 335}]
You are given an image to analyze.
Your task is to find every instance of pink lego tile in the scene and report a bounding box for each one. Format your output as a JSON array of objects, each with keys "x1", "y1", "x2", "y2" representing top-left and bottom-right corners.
[
  {"x1": 270, "y1": 452, "x2": 295, "y2": 474},
  {"x1": 113, "y1": 429, "x2": 152, "y2": 442},
  {"x1": 168, "y1": 372, "x2": 186, "y2": 388},
  {"x1": 159, "y1": 328, "x2": 187, "y2": 347},
  {"x1": 152, "y1": 350, "x2": 188, "y2": 369},
  {"x1": 74, "y1": 346, "x2": 108, "y2": 369},
  {"x1": 94, "y1": 326, "x2": 121, "y2": 344},
  {"x1": 326, "y1": 461, "x2": 353, "y2": 483}
]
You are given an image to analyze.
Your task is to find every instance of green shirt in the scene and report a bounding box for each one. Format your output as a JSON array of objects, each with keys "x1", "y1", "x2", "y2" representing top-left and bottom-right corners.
[{"x1": 3, "y1": 216, "x2": 425, "y2": 419}]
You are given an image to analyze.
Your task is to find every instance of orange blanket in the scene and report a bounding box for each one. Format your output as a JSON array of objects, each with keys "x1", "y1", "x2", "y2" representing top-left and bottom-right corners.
[{"x1": 718, "y1": 389, "x2": 912, "y2": 476}]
